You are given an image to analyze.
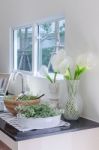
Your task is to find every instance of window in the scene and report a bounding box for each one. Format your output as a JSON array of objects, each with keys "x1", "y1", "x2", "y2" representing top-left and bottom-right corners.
[
  {"x1": 12, "y1": 17, "x2": 65, "y2": 74},
  {"x1": 37, "y1": 18, "x2": 65, "y2": 72},
  {"x1": 13, "y1": 26, "x2": 32, "y2": 72}
]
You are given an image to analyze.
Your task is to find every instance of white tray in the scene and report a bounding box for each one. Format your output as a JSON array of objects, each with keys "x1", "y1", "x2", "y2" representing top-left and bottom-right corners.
[{"x1": 0, "y1": 113, "x2": 70, "y2": 132}]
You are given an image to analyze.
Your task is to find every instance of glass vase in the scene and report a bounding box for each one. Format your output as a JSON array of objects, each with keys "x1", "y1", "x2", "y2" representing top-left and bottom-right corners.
[
  {"x1": 48, "y1": 82, "x2": 59, "y2": 108},
  {"x1": 48, "y1": 82, "x2": 59, "y2": 99},
  {"x1": 63, "y1": 80, "x2": 82, "y2": 120}
]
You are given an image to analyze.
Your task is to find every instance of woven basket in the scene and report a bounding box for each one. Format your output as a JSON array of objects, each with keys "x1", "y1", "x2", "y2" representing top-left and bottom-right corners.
[{"x1": 4, "y1": 96, "x2": 40, "y2": 116}]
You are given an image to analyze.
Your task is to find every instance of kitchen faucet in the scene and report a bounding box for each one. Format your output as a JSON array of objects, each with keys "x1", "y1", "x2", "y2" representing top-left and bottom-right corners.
[{"x1": 13, "y1": 71, "x2": 25, "y2": 94}]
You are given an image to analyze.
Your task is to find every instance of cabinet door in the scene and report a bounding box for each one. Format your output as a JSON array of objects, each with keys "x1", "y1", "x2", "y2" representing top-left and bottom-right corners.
[
  {"x1": 18, "y1": 133, "x2": 72, "y2": 150},
  {"x1": 72, "y1": 128, "x2": 99, "y2": 150},
  {"x1": 41, "y1": 133, "x2": 72, "y2": 150}
]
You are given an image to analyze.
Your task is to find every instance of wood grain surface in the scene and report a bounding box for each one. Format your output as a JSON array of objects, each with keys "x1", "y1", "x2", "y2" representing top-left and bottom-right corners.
[{"x1": 0, "y1": 141, "x2": 11, "y2": 150}]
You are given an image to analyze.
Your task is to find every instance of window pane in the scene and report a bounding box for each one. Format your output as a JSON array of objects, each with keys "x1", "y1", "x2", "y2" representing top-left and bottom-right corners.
[
  {"x1": 39, "y1": 22, "x2": 56, "y2": 47},
  {"x1": 38, "y1": 18, "x2": 65, "y2": 72},
  {"x1": 38, "y1": 22, "x2": 56, "y2": 69},
  {"x1": 59, "y1": 19, "x2": 65, "y2": 47},
  {"x1": 42, "y1": 47, "x2": 55, "y2": 72},
  {"x1": 13, "y1": 26, "x2": 32, "y2": 71},
  {"x1": 39, "y1": 22, "x2": 55, "y2": 36},
  {"x1": 42, "y1": 47, "x2": 55, "y2": 66}
]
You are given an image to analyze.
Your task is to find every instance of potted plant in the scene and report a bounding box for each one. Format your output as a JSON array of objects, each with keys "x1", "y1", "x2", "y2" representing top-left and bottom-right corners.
[
  {"x1": 16, "y1": 103, "x2": 63, "y2": 129},
  {"x1": 39, "y1": 65, "x2": 59, "y2": 104},
  {"x1": 51, "y1": 50, "x2": 97, "y2": 120}
]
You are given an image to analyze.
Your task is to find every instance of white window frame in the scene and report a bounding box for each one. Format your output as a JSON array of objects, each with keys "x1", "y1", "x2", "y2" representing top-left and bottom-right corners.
[
  {"x1": 11, "y1": 16, "x2": 65, "y2": 79},
  {"x1": 11, "y1": 24, "x2": 34, "y2": 75},
  {"x1": 35, "y1": 16, "x2": 65, "y2": 76}
]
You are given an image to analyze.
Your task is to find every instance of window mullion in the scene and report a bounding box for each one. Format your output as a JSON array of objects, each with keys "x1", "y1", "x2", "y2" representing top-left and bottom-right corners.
[
  {"x1": 55, "y1": 20, "x2": 60, "y2": 51},
  {"x1": 38, "y1": 25, "x2": 42, "y2": 70},
  {"x1": 33, "y1": 24, "x2": 38, "y2": 75}
]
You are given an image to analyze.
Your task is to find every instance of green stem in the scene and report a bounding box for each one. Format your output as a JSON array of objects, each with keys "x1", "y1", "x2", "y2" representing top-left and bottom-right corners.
[
  {"x1": 54, "y1": 72, "x2": 57, "y2": 83},
  {"x1": 46, "y1": 74, "x2": 53, "y2": 83}
]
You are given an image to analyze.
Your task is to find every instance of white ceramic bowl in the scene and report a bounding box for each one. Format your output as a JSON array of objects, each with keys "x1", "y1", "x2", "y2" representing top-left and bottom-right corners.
[{"x1": 18, "y1": 115, "x2": 61, "y2": 129}]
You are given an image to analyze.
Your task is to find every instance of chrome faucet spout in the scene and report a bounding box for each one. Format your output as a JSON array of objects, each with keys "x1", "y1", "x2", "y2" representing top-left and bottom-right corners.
[{"x1": 13, "y1": 72, "x2": 25, "y2": 94}]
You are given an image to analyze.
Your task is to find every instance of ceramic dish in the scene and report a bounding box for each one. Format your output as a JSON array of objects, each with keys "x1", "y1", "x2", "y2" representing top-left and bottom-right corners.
[{"x1": 17, "y1": 115, "x2": 61, "y2": 129}]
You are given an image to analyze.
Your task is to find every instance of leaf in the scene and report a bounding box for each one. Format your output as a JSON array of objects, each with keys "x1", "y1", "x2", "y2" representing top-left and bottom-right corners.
[
  {"x1": 64, "y1": 67, "x2": 72, "y2": 80},
  {"x1": 16, "y1": 104, "x2": 61, "y2": 118},
  {"x1": 46, "y1": 74, "x2": 53, "y2": 83},
  {"x1": 74, "y1": 65, "x2": 79, "y2": 80},
  {"x1": 68, "y1": 67, "x2": 72, "y2": 80},
  {"x1": 78, "y1": 66, "x2": 88, "y2": 78},
  {"x1": 53, "y1": 71, "x2": 58, "y2": 83},
  {"x1": 74, "y1": 65, "x2": 88, "y2": 80}
]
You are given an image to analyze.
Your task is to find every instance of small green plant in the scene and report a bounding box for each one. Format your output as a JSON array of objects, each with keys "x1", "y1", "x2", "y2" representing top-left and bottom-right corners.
[{"x1": 16, "y1": 104, "x2": 61, "y2": 118}]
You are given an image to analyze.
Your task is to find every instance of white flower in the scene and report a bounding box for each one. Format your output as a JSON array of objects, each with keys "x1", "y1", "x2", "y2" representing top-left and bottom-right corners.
[
  {"x1": 58, "y1": 56, "x2": 73, "y2": 74},
  {"x1": 39, "y1": 65, "x2": 48, "y2": 76},
  {"x1": 50, "y1": 50, "x2": 97, "y2": 80},
  {"x1": 51, "y1": 50, "x2": 67, "y2": 71},
  {"x1": 76, "y1": 52, "x2": 97, "y2": 69},
  {"x1": 39, "y1": 65, "x2": 55, "y2": 83}
]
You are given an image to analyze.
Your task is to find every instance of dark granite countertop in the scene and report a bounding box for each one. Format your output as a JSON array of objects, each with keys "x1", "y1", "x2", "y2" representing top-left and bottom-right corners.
[{"x1": 0, "y1": 116, "x2": 99, "y2": 142}]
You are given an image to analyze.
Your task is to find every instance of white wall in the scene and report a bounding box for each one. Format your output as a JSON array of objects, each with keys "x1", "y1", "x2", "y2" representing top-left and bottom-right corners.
[{"x1": 0, "y1": 0, "x2": 99, "y2": 121}]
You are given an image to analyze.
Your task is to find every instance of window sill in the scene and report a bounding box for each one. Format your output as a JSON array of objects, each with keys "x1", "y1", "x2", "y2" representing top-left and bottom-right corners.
[
  {"x1": 34, "y1": 72, "x2": 64, "y2": 81},
  {"x1": 13, "y1": 70, "x2": 33, "y2": 76},
  {"x1": 14, "y1": 70, "x2": 64, "y2": 81}
]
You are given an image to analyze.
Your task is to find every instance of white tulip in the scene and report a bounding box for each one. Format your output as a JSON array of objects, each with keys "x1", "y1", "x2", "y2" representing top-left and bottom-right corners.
[
  {"x1": 58, "y1": 56, "x2": 73, "y2": 74},
  {"x1": 39, "y1": 65, "x2": 48, "y2": 76},
  {"x1": 51, "y1": 50, "x2": 67, "y2": 71},
  {"x1": 76, "y1": 52, "x2": 97, "y2": 69}
]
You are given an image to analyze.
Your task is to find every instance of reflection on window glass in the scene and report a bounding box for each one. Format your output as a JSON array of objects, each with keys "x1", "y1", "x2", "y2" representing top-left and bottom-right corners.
[
  {"x1": 59, "y1": 19, "x2": 65, "y2": 45},
  {"x1": 13, "y1": 26, "x2": 32, "y2": 71},
  {"x1": 37, "y1": 18, "x2": 65, "y2": 72}
]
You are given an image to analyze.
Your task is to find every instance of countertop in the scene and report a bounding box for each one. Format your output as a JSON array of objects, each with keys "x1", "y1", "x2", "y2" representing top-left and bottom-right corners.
[{"x1": 0, "y1": 114, "x2": 99, "y2": 142}]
